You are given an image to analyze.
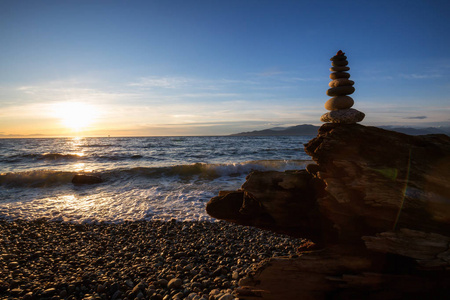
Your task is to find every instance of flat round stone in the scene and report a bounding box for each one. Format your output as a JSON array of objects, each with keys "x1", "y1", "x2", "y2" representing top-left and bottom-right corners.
[
  {"x1": 330, "y1": 55, "x2": 347, "y2": 61},
  {"x1": 332, "y1": 60, "x2": 348, "y2": 67},
  {"x1": 330, "y1": 66, "x2": 350, "y2": 72},
  {"x1": 326, "y1": 86, "x2": 355, "y2": 97},
  {"x1": 320, "y1": 108, "x2": 365, "y2": 124},
  {"x1": 330, "y1": 72, "x2": 350, "y2": 79},
  {"x1": 329, "y1": 79, "x2": 354, "y2": 88},
  {"x1": 324, "y1": 96, "x2": 354, "y2": 110}
]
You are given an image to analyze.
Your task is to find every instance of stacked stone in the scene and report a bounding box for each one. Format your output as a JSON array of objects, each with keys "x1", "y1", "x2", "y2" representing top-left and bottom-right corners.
[{"x1": 320, "y1": 50, "x2": 365, "y2": 124}]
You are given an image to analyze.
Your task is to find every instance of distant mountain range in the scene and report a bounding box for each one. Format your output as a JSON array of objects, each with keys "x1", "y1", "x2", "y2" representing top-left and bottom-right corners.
[{"x1": 230, "y1": 124, "x2": 450, "y2": 136}]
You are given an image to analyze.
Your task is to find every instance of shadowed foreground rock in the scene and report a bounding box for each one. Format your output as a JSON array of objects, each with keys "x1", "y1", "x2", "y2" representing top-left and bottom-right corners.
[{"x1": 206, "y1": 123, "x2": 450, "y2": 299}]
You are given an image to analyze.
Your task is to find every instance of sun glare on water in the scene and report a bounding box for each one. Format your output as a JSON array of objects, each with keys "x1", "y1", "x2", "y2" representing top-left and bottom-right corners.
[{"x1": 53, "y1": 102, "x2": 98, "y2": 132}]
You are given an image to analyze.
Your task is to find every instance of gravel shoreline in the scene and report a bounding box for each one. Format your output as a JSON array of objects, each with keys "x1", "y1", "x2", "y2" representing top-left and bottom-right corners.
[{"x1": 0, "y1": 219, "x2": 305, "y2": 300}]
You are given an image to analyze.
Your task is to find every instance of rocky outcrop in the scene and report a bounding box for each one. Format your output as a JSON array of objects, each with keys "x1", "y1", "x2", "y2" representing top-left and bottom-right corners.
[
  {"x1": 206, "y1": 170, "x2": 334, "y2": 242},
  {"x1": 305, "y1": 123, "x2": 450, "y2": 242},
  {"x1": 206, "y1": 123, "x2": 450, "y2": 299}
]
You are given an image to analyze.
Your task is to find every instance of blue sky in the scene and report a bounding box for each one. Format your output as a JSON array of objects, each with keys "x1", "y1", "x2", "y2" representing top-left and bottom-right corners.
[{"x1": 1, "y1": 0, "x2": 449, "y2": 136}]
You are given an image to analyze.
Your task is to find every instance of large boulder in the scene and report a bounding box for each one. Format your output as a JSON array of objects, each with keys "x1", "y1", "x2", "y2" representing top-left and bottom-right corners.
[
  {"x1": 206, "y1": 170, "x2": 333, "y2": 241},
  {"x1": 206, "y1": 123, "x2": 450, "y2": 299}
]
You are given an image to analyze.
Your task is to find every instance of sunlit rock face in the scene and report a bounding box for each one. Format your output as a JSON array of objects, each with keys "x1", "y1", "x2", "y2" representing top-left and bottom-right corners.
[{"x1": 304, "y1": 123, "x2": 450, "y2": 241}]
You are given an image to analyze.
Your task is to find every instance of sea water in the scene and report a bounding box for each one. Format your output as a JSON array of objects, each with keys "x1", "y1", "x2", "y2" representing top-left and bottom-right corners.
[{"x1": 0, "y1": 136, "x2": 313, "y2": 223}]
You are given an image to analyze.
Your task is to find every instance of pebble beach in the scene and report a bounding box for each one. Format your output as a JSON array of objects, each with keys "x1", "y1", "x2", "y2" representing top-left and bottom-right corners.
[{"x1": 0, "y1": 219, "x2": 305, "y2": 300}]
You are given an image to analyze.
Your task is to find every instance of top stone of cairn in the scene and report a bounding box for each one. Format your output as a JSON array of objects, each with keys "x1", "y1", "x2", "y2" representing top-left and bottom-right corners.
[{"x1": 321, "y1": 50, "x2": 365, "y2": 124}]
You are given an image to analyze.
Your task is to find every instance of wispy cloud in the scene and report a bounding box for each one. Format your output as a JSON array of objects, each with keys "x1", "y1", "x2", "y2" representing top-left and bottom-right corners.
[
  {"x1": 285, "y1": 77, "x2": 322, "y2": 82},
  {"x1": 180, "y1": 92, "x2": 240, "y2": 98},
  {"x1": 254, "y1": 69, "x2": 284, "y2": 77},
  {"x1": 8, "y1": 79, "x2": 140, "y2": 107},
  {"x1": 128, "y1": 76, "x2": 192, "y2": 89},
  {"x1": 404, "y1": 116, "x2": 427, "y2": 119},
  {"x1": 399, "y1": 73, "x2": 442, "y2": 79}
]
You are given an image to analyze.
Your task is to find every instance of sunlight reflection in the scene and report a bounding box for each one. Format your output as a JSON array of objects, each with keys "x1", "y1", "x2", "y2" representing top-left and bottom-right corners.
[
  {"x1": 72, "y1": 136, "x2": 83, "y2": 143},
  {"x1": 56, "y1": 194, "x2": 97, "y2": 213},
  {"x1": 70, "y1": 152, "x2": 85, "y2": 157},
  {"x1": 72, "y1": 163, "x2": 89, "y2": 172}
]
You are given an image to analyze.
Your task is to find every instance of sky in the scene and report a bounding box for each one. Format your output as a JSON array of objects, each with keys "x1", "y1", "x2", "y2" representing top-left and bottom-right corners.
[{"x1": 1, "y1": 0, "x2": 450, "y2": 137}]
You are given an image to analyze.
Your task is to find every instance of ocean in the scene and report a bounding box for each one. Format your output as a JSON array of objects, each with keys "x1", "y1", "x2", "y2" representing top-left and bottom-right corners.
[{"x1": 0, "y1": 136, "x2": 313, "y2": 223}]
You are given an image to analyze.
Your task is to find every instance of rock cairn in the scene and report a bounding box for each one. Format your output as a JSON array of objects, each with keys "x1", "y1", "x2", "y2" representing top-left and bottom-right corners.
[{"x1": 320, "y1": 50, "x2": 365, "y2": 124}]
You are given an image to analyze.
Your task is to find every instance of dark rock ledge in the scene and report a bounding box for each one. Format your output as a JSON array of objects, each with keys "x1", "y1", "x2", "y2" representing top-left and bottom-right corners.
[{"x1": 206, "y1": 123, "x2": 450, "y2": 299}]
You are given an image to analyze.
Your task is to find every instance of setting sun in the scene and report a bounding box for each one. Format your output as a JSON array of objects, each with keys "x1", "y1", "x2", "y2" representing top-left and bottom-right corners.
[{"x1": 53, "y1": 102, "x2": 98, "y2": 131}]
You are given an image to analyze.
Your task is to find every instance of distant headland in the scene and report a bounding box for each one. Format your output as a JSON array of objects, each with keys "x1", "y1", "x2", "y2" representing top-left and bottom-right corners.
[{"x1": 230, "y1": 124, "x2": 450, "y2": 136}]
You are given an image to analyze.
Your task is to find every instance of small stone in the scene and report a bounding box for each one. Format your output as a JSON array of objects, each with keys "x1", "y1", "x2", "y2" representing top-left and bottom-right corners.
[
  {"x1": 1, "y1": 253, "x2": 14, "y2": 259},
  {"x1": 332, "y1": 60, "x2": 348, "y2": 67},
  {"x1": 330, "y1": 66, "x2": 350, "y2": 72},
  {"x1": 218, "y1": 294, "x2": 234, "y2": 300},
  {"x1": 328, "y1": 79, "x2": 354, "y2": 88},
  {"x1": 97, "y1": 284, "x2": 105, "y2": 293},
  {"x1": 126, "y1": 279, "x2": 134, "y2": 288},
  {"x1": 131, "y1": 283, "x2": 142, "y2": 295},
  {"x1": 173, "y1": 292, "x2": 184, "y2": 299},
  {"x1": 324, "y1": 96, "x2": 354, "y2": 110},
  {"x1": 212, "y1": 266, "x2": 226, "y2": 276},
  {"x1": 43, "y1": 288, "x2": 56, "y2": 296},
  {"x1": 111, "y1": 290, "x2": 122, "y2": 300},
  {"x1": 326, "y1": 86, "x2": 355, "y2": 97},
  {"x1": 10, "y1": 288, "x2": 23, "y2": 294},
  {"x1": 320, "y1": 108, "x2": 365, "y2": 124},
  {"x1": 188, "y1": 292, "x2": 198, "y2": 299},
  {"x1": 232, "y1": 271, "x2": 239, "y2": 280},
  {"x1": 157, "y1": 279, "x2": 168, "y2": 287},
  {"x1": 168, "y1": 278, "x2": 182, "y2": 289},
  {"x1": 60, "y1": 289, "x2": 68, "y2": 298},
  {"x1": 8, "y1": 261, "x2": 19, "y2": 269},
  {"x1": 330, "y1": 72, "x2": 350, "y2": 80},
  {"x1": 173, "y1": 251, "x2": 187, "y2": 258},
  {"x1": 330, "y1": 55, "x2": 347, "y2": 61}
]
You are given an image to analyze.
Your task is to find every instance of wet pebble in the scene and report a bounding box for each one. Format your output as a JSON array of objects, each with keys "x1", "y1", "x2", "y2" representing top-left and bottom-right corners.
[{"x1": 0, "y1": 219, "x2": 306, "y2": 299}]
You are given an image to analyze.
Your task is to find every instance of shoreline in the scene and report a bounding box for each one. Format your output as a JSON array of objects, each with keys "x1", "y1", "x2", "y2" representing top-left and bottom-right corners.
[{"x1": 0, "y1": 219, "x2": 305, "y2": 300}]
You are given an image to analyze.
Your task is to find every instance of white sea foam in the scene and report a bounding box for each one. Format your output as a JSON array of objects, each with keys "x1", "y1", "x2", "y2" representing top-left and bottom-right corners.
[{"x1": 0, "y1": 136, "x2": 314, "y2": 222}]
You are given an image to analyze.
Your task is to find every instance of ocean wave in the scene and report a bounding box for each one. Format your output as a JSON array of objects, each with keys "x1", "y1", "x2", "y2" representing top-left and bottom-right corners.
[
  {"x1": 117, "y1": 160, "x2": 310, "y2": 179},
  {"x1": 2, "y1": 152, "x2": 149, "y2": 163},
  {"x1": 40, "y1": 153, "x2": 84, "y2": 160},
  {"x1": 0, "y1": 160, "x2": 310, "y2": 188},
  {"x1": 5, "y1": 153, "x2": 85, "y2": 161},
  {"x1": 0, "y1": 170, "x2": 78, "y2": 188},
  {"x1": 81, "y1": 144, "x2": 114, "y2": 148}
]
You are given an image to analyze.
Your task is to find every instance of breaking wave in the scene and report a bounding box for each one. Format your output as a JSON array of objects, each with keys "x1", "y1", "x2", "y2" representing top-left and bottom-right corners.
[{"x1": 0, "y1": 160, "x2": 310, "y2": 188}]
